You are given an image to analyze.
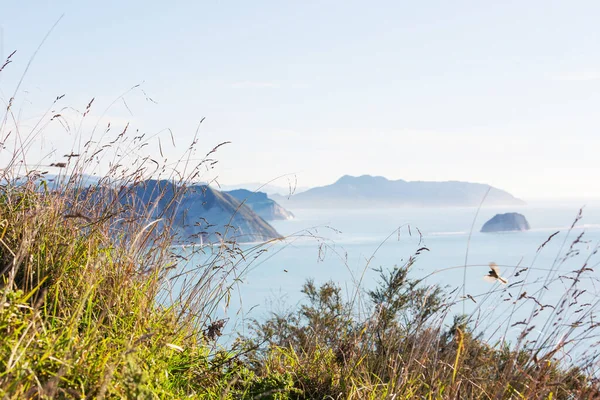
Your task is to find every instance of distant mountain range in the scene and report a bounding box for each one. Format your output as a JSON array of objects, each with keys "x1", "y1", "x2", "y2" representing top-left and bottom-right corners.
[{"x1": 271, "y1": 175, "x2": 525, "y2": 208}]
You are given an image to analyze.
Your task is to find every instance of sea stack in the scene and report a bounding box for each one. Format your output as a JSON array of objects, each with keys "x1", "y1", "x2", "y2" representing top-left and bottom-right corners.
[{"x1": 481, "y1": 212, "x2": 530, "y2": 233}]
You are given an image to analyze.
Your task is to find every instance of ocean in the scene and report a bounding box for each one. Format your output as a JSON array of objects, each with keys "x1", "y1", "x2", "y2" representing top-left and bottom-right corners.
[{"x1": 175, "y1": 201, "x2": 600, "y2": 347}]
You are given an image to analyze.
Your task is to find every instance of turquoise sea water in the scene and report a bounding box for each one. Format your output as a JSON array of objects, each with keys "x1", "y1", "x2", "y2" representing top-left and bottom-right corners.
[{"x1": 176, "y1": 201, "x2": 600, "y2": 348}]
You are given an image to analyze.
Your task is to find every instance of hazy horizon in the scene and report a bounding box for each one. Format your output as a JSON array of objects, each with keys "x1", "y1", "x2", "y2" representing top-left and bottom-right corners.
[
  {"x1": 2, "y1": 1, "x2": 600, "y2": 200},
  {"x1": 219, "y1": 176, "x2": 600, "y2": 205}
]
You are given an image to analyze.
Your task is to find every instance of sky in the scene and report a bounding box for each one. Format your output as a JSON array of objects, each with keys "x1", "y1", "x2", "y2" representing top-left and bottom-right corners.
[{"x1": 1, "y1": 1, "x2": 599, "y2": 200}]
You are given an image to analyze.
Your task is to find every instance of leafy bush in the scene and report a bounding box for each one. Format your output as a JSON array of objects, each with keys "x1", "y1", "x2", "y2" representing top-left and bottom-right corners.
[{"x1": 245, "y1": 253, "x2": 600, "y2": 399}]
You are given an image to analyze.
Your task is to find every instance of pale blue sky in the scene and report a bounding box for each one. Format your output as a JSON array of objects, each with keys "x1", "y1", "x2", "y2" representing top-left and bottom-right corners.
[{"x1": 1, "y1": 1, "x2": 599, "y2": 199}]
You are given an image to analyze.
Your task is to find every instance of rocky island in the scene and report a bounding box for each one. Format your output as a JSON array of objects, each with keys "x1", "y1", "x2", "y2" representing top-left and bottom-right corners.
[
  {"x1": 78, "y1": 179, "x2": 282, "y2": 244},
  {"x1": 134, "y1": 180, "x2": 282, "y2": 243},
  {"x1": 481, "y1": 212, "x2": 530, "y2": 233}
]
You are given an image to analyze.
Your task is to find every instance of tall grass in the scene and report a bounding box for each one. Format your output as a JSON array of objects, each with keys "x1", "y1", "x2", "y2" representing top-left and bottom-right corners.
[{"x1": 0, "y1": 47, "x2": 289, "y2": 398}]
